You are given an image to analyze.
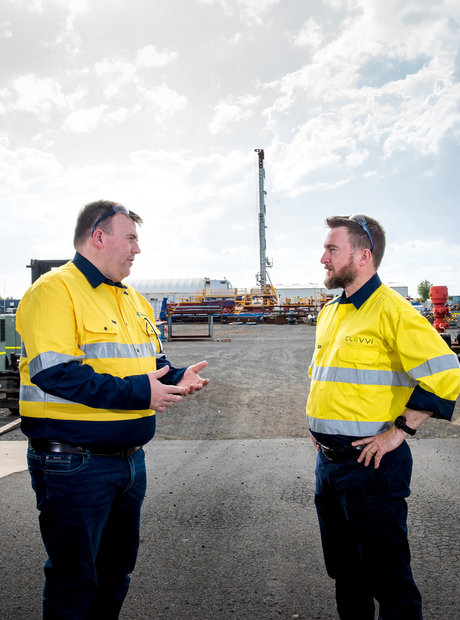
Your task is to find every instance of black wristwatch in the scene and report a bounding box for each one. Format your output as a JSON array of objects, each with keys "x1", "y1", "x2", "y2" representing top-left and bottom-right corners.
[{"x1": 394, "y1": 415, "x2": 416, "y2": 436}]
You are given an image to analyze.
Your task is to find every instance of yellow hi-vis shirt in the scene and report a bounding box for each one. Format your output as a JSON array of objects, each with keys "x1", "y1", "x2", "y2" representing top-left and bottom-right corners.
[
  {"x1": 17, "y1": 259, "x2": 163, "y2": 446},
  {"x1": 306, "y1": 279, "x2": 460, "y2": 437}
]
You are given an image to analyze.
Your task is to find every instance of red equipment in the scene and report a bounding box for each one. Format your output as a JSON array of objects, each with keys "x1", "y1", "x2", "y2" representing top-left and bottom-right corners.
[{"x1": 429, "y1": 286, "x2": 450, "y2": 333}]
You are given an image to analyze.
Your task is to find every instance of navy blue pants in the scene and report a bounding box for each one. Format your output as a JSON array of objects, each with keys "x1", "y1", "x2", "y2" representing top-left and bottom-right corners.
[
  {"x1": 27, "y1": 446, "x2": 146, "y2": 619},
  {"x1": 314, "y1": 441, "x2": 422, "y2": 620}
]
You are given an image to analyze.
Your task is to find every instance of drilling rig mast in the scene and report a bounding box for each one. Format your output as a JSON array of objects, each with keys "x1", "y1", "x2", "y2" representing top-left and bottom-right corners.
[{"x1": 255, "y1": 148, "x2": 272, "y2": 289}]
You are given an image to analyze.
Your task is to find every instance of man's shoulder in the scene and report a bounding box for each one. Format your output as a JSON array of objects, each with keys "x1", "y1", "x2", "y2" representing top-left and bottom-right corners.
[
  {"x1": 372, "y1": 284, "x2": 436, "y2": 336},
  {"x1": 24, "y1": 261, "x2": 80, "y2": 296},
  {"x1": 17, "y1": 262, "x2": 82, "y2": 322},
  {"x1": 372, "y1": 283, "x2": 414, "y2": 311}
]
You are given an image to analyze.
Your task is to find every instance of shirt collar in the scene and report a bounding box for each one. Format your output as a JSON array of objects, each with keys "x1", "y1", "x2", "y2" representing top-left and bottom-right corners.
[
  {"x1": 335, "y1": 273, "x2": 382, "y2": 309},
  {"x1": 72, "y1": 252, "x2": 127, "y2": 289}
]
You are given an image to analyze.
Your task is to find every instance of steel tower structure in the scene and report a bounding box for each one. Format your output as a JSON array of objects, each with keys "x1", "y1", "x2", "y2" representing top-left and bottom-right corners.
[{"x1": 255, "y1": 148, "x2": 272, "y2": 288}]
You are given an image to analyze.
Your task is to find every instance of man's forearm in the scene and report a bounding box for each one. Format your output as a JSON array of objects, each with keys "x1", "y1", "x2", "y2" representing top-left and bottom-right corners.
[{"x1": 398, "y1": 408, "x2": 432, "y2": 434}]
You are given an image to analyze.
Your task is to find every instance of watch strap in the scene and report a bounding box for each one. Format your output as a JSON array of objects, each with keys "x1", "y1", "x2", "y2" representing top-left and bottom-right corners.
[{"x1": 395, "y1": 415, "x2": 416, "y2": 436}]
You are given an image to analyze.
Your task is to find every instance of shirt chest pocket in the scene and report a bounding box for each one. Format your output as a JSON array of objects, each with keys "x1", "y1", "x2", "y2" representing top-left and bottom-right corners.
[
  {"x1": 82, "y1": 317, "x2": 119, "y2": 343},
  {"x1": 338, "y1": 345, "x2": 380, "y2": 367}
]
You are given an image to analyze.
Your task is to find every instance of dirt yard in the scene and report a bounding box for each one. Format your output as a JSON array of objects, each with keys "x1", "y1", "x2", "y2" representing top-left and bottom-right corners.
[
  {"x1": 155, "y1": 323, "x2": 459, "y2": 441},
  {"x1": 2, "y1": 322, "x2": 459, "y2": 441}
]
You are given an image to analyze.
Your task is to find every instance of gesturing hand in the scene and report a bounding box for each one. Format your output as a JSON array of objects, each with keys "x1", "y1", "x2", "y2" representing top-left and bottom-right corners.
[
  {"x1": 147, "y1": 366, "x2": 186, "y2": 412},
  {"x1": 177, "y1": 360, "x2": 210, "y2": 395}
]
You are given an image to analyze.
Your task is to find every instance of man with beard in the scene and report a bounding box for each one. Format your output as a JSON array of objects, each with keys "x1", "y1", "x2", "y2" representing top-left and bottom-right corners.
[{"x1": 306, "y1": 215, "x2": 460, "y2": 620}]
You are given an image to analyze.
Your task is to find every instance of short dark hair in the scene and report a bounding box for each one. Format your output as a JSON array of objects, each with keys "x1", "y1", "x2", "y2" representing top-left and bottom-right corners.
[
  {"x1": 73, "y1": 200, "x2": 143, "y2": 248},
  {"x1": 326, "y1": 215, "x2": 386, "y2": 270}
]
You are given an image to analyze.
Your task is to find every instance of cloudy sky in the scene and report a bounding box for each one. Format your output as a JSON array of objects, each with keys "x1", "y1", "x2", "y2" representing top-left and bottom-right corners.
[{"x1": 1, "y1": 0, "x2": 460, "y2": 300}]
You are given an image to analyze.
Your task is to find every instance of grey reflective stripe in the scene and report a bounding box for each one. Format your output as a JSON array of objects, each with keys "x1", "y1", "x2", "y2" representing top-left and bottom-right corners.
[
  {"x1": 311, "y1": 365, "x2": 417, "y2": 388},
  {"x1": 27, "y1": 341, "x2": 157, "y2": 379},
  {"x1": 409, "y1": 354, "x2": 460, "y2": 380},
  {"x1": 20, "y1": 384, "x2": 75, "y2": 406},
  {"x1": 29, "y1": 351, "x2": 84, "y2": 379},
  {"x1": 139, "y1": 342, "x2": 157, "y2": 357},
  {"x1": 308, "y1": 416, "x2": 392, "y2": 436},
  {"x1": 21, "y1": 343, "x2": 27, "y2": 357},
  {"x1": 81, "y1": 342, "x2": 156, "y2": 359}
]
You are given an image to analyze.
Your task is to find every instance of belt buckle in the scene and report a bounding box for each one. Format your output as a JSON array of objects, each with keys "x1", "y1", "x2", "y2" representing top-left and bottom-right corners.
[{"x1": 320, "y1": 445, "x2": 335, "y2": 461}]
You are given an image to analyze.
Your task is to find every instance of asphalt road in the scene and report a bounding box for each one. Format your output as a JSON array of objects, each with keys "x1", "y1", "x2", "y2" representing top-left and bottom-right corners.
[{"x1": 1, "y1": 324, "x2": 459, "y2": 619}]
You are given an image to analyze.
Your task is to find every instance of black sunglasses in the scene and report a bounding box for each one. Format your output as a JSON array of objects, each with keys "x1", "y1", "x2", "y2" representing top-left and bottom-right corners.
[
  {"x1": 92, "y1": 205, "x2": 130, "y2": 236},
  {"x1": 349, "y1": 214, "x2": 374, "y2": 252}
]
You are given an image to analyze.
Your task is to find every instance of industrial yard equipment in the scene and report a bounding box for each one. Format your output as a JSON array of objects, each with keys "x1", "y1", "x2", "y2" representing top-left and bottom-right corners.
[
  {"x1": 429, "y1": 285, "x2": 460, "y2": 356},
  {"x1": 430, "y1": 286, "x2": 450, "y2": 333},
  {"x1": 0, "y1": 259, "x2": 68, "y2": 417},
  {"x1": 166, "y1": 305, "x2": 218, "y2": 341},
  {"x1": 0, "y1": 313, "x2": 21, "y2": 415}
]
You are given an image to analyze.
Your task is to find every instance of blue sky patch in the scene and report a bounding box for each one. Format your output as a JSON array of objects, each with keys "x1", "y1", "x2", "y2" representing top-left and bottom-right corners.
[{"x1": 357, "y1": 55, "x2": 430, "y2": 88}]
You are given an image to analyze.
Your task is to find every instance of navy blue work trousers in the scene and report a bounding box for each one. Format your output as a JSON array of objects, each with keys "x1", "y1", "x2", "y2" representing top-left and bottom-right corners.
[
  {"x1": 314, "y1": 441, "x2": 422, "y2": 620},
  {"x1": 27, "y1": 446, "x2": 146, "y2": 620}
]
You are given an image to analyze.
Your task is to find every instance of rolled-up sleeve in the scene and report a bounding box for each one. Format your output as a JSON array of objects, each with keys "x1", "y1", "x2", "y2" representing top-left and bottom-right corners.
[{"x1": 394, "y1": 310, "x2": 460, "y2": 420}]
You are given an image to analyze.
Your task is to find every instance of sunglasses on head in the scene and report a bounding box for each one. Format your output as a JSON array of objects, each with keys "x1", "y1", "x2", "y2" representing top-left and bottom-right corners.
[
  {"x1": 92, "y1": 205, "x2": 130, "y2": 236},
  {"x1": 349, "y1": 214, "x2": 373, "y2": 252}
]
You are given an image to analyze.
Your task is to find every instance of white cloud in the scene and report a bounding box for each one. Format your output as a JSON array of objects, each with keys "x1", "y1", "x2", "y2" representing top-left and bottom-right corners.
[
  {"x1": 142, "y1": 83, "x2": 188, "y2": 121},
  {"x1": 103, "y1": 107, "x2": 130, "y2": 126},
  {"x1": 1, "y1": 21, "x2": 13, "y2": 37},
  {"x1": 379, "y1": 61, "x2": 460, "y2": 156},
  {"x1": 0, "y1": 137, "x2": 63, "y2": 196},
  {"x1": 322, "y1": 0, "x2": 351, "y2": 8},
  {"x1": 136, "y1": 45, "x2": 177, "y2": 68},
  {"x1": 94, "y1": 59, "x2": 138, "y2": 98},
  {"x1": 62, "y1": 105, "x2": 107, "y2": 133},
  {"x1": 93, "y1": 56, "x2": 186, "y2": 119},
  {"x1": 16, "y1": 0, "x2": 89, "y2": 23},
  {"x1": 61, "y1": 0, "x2": 89, "y2": 31},
  {"x1": 11, "y1": 75, "x2": 68, "y2": 116},
  {"x1": 293, "y1": 18, "x2": 324, "y2": 49},
  {"x1": 1, "y1": 74, "x2": 87, "y2": 124},
  {"x1": 261, "y1": 1, "x2": 460, "y2": 193},
  {"x1": 95, "y1": 59, "x2": 137, "y2": 79},
  {"x1": 208, "y1": 94, "x2": 259, "y2": 134},
  {"x1": 198, "y1": 0, "x2": 280, "y2": 25}
]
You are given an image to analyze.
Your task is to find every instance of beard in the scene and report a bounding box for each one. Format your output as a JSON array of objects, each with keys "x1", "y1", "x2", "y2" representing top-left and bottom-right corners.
[{"x1": 324, "y1": 258, "x2": 358, "y2": 290}]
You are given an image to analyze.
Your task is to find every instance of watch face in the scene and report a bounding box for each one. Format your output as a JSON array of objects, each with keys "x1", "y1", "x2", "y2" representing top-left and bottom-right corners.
[{"x1": 394, "y1": 415, "x2": 416, "y2": 435}]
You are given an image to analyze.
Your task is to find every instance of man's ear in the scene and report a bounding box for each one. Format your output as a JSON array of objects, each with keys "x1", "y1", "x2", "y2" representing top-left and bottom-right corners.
[
  {"x1": 92, "y1": 230, "x2": 104, "y2": 249},
  {"x1": 359, "y1": 248, "x2": 373, "y2": 266}
]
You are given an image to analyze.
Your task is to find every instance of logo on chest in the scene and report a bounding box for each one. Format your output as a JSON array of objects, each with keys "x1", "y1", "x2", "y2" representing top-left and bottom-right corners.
[{"x1": 345, "y1": 335, "x2": 374, "y2": 345}]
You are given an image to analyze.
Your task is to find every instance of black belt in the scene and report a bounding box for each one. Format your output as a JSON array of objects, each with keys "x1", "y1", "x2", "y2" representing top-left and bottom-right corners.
[
  {"x1": 29, "y1": 439, "x2": 141, "y2": 458},
  {"x1": 318, "y1": 443, "x2": 363, "y2": 463}
]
